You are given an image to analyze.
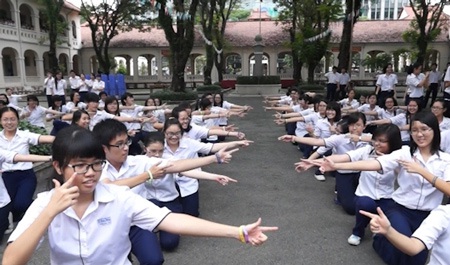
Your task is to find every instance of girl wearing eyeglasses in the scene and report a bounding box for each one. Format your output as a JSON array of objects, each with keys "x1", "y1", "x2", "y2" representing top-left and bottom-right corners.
[
  {"x1": 313, "y1": 111, "x2": 450, "y2": 265},
  {"x1": 430, "y1": 99, "x2": 450, "y2": 132},
  {"x1": 3, "y1": 126, "x2": 277, "y2": 264}
]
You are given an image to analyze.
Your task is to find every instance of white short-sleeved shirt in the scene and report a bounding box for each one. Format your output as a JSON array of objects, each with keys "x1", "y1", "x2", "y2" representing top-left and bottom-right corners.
[
  {"x1": 53, "y1": 79, "x2": 66, "y2": 96},
  {"x1": 428, "y1": 70, "x2": 441, "y2": 84},
  {"x1": 325, "y1": 71, "x2": 339, "y2": 84},
  {"x1": 101, "y1": 155, "x2": 167, "y2": 197},
  {"x1": 92, "y1": 80, "x2": 105, "y2": 95},
  {"x1": 145, "y1": 170, "x2": 179, "y2": 202},
  {"x1": 376, "y1": 73, "x2": 398, "y2": 91},
  {"x1": 322, "y1": 134, "x2": 370, "y2": 173},
  {"x1": 441, "y1": 130, "x2": 450, "y2": 153},
  {"x1": 65, "y1": 101, "x2": 87, "y2": 112},
  {"x1": 292, "y1": 107, "x2": 314, "y2": 137},
  {"x1": 120, "y1": 112, "x2": 140, "y2": 131},
  {"x1": 339, "y1": 98, "x2": 359, "y2": 109},
  {"x1": 314, "y1": 119, "x2": 335, "y2": 139},
  {"x1": 339, "y1": 73, "x2": 350, "y2": 85},
  {"x1": 163, "y1": 138, "x2": 213, "y2": 197},
  {"x1": 79, "y1": 79, "x2": 91, "y2": 92},
  {"x1": 22, "y1": 105, "x2": 48, "y2": 128},
  {"x1": 0, "y1": 149, "x2": 17, "y2": 207},
  {"x1": 8, "y1": 183, "x2": 171, "y2": 265},
  {"x1": 376, "y1": 108, "x2": 402, "y2": 120},
  {"x1": 357, "y1": 104, "x2": 381, "y2": 122},
  {"x1": 0, "y1": 130, "x2": 40, "y2": 171},
  {"x1": 439, "y1": 117, "x2": 450, "y2": 132},
  {"x1": 7, "y1": 95, "x2": 21, "y2": 107},
  {"x1": 46, "y1": 105, "x2": 69, "y2": 122},
  {"x1": 89, "y1": 110, "x2": 116, "y2": 130},
  {"x1": 377, "y1": 146, "x2": 450, "y2": 211},
  {"x1": 211, "y1": 106, "x2": 228, "y2": 126},
  {"x1": 191, "y1": 113, "x2": 219, "y2": 142},
  {"x1": 444, "y1": 66, "x2": 450, "y2": 92},
  {"x1": 44, "y1": 77, "x2": 55, "y2": 96},
  {"x1": 406, "y1": 73, "x2": 425, "y2": 98},
  {"x1": 347, "y1": 145, "x2": 395, "y2": 199},
  {"x1": 411, "y1": 205, "x2": 450, "y2": 265},
  {"x1": 389, "y1": 113, "x2": 410, "y2": 142},
  {"x1": 69, "y1": 76, "x2": 81, "y2": 90},
  {"x1": 184, "y1": 124, "x2": 209, "y2": 141}
]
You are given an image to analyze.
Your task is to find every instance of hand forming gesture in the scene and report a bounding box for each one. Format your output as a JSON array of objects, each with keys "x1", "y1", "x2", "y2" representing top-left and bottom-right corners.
[
  {"x1": 278, "y1": 135, "x2": 295, "y2": 143},
  {"x1": 396, "y1": 158, "x2": 422, "y2": 174},
  {"x1": 294, "y1": 159, "x2": 316, "y2": 172},
  {"x1": 47, "y1": 173, "x2": 80, "y2": 217},
  {"x1": 216, "y1": 148, "x2": 239, "y2": 164},
  {"x1": 360, "y1": 207, "x2": 391, "y2": 235},
  {"x1": 213, "y1": 174, "x2": 238, "y2": 186},
  {"x1": 241, "y1": 218, "x2": 278, "y2": 246},
  {"x1": 149, "y1": 161, "x2": 173, "y2": 179},
  {"x1": 274, "y1": 119, "x2": 286, "y2": 125}
]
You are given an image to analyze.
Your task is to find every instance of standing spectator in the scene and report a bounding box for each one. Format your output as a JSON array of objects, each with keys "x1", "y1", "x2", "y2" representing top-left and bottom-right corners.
[
  {"x1": 376, "y1": 64, "x2": 398, "y2": 108},
  {"x1": 406, "y1": 62, "x2": 429, "y2": 107},
  {"x1": 424, "y1": 63, "x2": 440, "y2": 108},
  {"x1": 443, "y1": 62, "x2": 450, "y2": 117},
  {"x1": 92, "y1": 74, "x2": 105, "y2": 95},
  {"x1": 325, "y1": 66, "x2": 339, "y2": 101},
  {"x1": 68, "y1": 70, "x2": 81, "y2": 93},
  {"x1": 78, "y1": 73, "x2": 90, "y2": 102},
  {"x1": 338, "y1": 68, "x2": 351, "y2": 100},
  {"x1": 44, "y1": 71, "x2": 54, "y2": 107},
  {"x1": 5, "y1": 88, "x2": 23, "y2": 108},
  {"x1": 53, "y1": 71, "x2": 66, "y2": 105}
]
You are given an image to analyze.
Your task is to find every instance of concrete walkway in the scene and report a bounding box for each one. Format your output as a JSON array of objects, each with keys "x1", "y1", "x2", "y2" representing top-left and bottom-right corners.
[{"x1": 0, "y1": 96, "x2": 385, "y2": 265}]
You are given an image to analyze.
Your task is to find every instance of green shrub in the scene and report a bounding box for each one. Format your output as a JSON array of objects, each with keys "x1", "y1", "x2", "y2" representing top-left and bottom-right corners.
[
  {"x1": 196, "y1": 85, "x2": 222, "y2": 93},
  {"x1": 354, "y1": 88, "x2": 374, "y2": 97},
  {"x1": 0, "y1": 121, "x2": 52, "y2": 155},
  {"x1": 298, "y1": 84, "x2": 325, "y2": 92},
  {"x1": 150, "y1": 90, "x2": 198, "y2": 101},
  {"x1": 236, "y1": 75, "x2": 281, "y2": 84}
]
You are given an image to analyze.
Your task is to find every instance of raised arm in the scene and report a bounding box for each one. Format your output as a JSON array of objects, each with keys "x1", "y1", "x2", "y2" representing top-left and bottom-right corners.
[
  {"x1": 278, "y1": 135, "x2": 325, "y2": 147},
  {"x1": 181, "y1": 170, "x2": 237, "y2": 185}
]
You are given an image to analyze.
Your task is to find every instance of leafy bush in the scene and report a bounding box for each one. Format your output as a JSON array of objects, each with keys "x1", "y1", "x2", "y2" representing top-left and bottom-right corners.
[
  {"x1": 196, "y1": 85, "x2": 222, "y2": 93},
  {"x1": 354, "y1": 88, "x2": 375, "y2": 97},
  {"x1": 298, "y1": 84, "x2": 325, "y2": 92},
  {"x1": 0, "y1": 121, "x2": 52, "y2": 155},
  {"x1": 236, "y1": 76, "x2": 281, "y2": 85},
  {"x1": 150, "y1": 91, "x2": 198, "y2": 101}
]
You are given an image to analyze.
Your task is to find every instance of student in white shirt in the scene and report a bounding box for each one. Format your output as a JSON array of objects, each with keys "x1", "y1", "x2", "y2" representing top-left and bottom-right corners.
[
  {"x1": 405, "y1": 62, "x2": 429, "y2": 107},
  {"x1": 313, "y1": 111, "x2": 450, "y2": 265},
  {"x1": 91, "y1": 74, "x2": 105, "y2": 95},
  {"x1": 430, "y1": 99, "x2": 450, "y2": 132},
  {"x1": 92, "y1": 120, "x2": 238, "y2": 264},
  {"x1": 279, "y1": 113, "x2": 371, "y2": 213},
  {"x1": 424, "y1": 63, "x2": 440, "y2": 108},
  {"x1": 44, "y1": 71, "x2": 55, "y2": 107},
  {"x1": 164, "y1": 118, "x2": 252, "y2": 217},
  {"x1": 0, "y1": 94, "x2": 20, "y2": 111},
  {"x1": 314, "y1": 124, "x2": 402, "y2": 246},
  {"x1": 46, "y1": 95, "x2": 71, "y2": 135},
  {"x1": 0, "y1": 107, "x2": 54, "y2": 238},
  {"x1": 65, "y1": 91, "x2": 87, "y2": 113},
  {"x1": 68, "y1": 70, "x2": 81, "y2": 93},
  {"x1": 338, "y1": 67, "x2": 351, "y2": 100},
  {"x1": 443, "y1": 63, "x2": 450, "y2": 117},
  {"x1": 2, "y1": 126, "x2": 277, "y2": 265},
  {"x1": 53, "y1": 71, "x2": 67, "y2": 105},
  {"x1": 20, "y1": 95, "x2": 65, "y2": 129},
  {"x1": 344, "y1": 93, "x2": 380, "y2": 134},
  {"x1": 361, "y1": 205, "x2": 450, "y2": 265},
  {"x1": 0, "y1": 150, "x2": 51, "y2": 242},
  {"x1": 71, "y1": 110, "x2": 90, "y2": 130},
  {"x1": 338, "y1": 88, "x2": 359, "y2": 110},
  {"x1": 325, "y1": 66, "x2": 339, "y2": 101},
  {"x1": 78, "y1": 73, "x2": 91, "y2": 102},
  {"x1": 375, "y1": 63, "x2": 398, "y2": 108},
  {"x1": 5, "y1": 87, "x2": 23, "y2": 107}
]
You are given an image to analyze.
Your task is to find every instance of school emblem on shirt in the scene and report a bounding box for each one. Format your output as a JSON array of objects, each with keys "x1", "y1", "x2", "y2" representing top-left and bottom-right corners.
[{"x1": 97, "y1": 217, "x2": 111, "y2": 225}]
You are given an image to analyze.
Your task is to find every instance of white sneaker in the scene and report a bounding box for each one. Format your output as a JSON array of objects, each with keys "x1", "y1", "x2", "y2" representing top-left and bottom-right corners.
[
  {"x1": 314, "y1": 173, "x2": 326, "y2": 181},
  {"x1": 347, "y1": 234, "x2": 361, "y2": 246},
  {"x1": 4, "y1": 213, "x2": 14, "y2": 234}
]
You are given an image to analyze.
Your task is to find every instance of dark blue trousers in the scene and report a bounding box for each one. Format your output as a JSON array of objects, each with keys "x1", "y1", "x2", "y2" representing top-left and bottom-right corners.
[
  {"x1": 353, "y1": 197, "x2": 395, "y2": 238},
  {"x1": 372, "y1": 203, "x2": 430, "y2": 265},
  {"x1": 2, "y1": 169, "x2": 36, "y2": 222},
  {"x1": 150, "y1": 199, "x2": 183, "y2": 251},
  {"x1": 180, "y1": 191, "x2": 199, "y2": 217},
  {"x1": 0, "y1": 202, "x2": 12, "y2": 242},
  {"x1": 335, "y1": 172, "x2": 360, "y2": 215}
]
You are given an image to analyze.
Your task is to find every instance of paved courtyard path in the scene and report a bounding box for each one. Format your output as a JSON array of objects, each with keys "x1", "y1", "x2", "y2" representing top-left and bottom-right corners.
[{"x1": 1, "y1": 95, "x2": 385, "y2": 265}]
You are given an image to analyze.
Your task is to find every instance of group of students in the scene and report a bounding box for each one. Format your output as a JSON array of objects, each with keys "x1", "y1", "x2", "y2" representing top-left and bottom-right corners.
[
  {"x1": 265, "y1": 63, "x2": 450, "y2": 265},
  {"x1": 0, "y1": 90, "x2": 278, "y2": 264}
]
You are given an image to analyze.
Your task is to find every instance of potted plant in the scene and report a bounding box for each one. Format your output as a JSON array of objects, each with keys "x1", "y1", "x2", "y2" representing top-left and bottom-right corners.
[{"x1": 235, "y1": 76, "x2": 281, "y2": 95}]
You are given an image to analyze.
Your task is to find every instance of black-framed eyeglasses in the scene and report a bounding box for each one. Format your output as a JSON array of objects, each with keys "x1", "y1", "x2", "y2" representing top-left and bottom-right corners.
[
  {"x1": 67, "y1": 160, "x2": 106, "y2": 174},
  {"x1": 107, "y1": 139, "x2": 132, "y2": 149}
]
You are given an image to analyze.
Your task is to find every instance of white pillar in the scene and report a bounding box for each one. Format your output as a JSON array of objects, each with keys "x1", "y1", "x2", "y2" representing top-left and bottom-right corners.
[
  {"x1": 394, "y1": 0, "x2": 399, "y2": 20},
  {"x1": 133, "y1": 55, "x2": 139, "y2": 77},
  {"x1": 36, "y1": 58, "x2": 44, "y2": 78},
  {"x1": 380, "y1": 0, "x2": 385, "y2": 20},
  {"x1": 0, "y1": 56, "x2": 5, "y2": 86},
  {"x1": 157, "y1": 51, "x2": 163, "y2": 81},
  {"x1": 17, "y1": 57, "x2": 25, "y2": 86}
]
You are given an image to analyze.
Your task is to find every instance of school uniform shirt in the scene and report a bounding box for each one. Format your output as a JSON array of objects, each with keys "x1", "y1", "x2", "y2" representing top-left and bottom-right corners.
[
  {"x1": 278, "y1": 96, "x2": 292, "y2": 105},
  {"x1": 212, "y1": 105, "x2": 229, "y2": 125},
  {"x1": 376, "y1": 73, "x2": 398, "y2": 91},
  {"x1": 7, "y1": 95, "x2": 21, "y2": 107},
  {"x1": 121, "y1": 107, "x2": 143, "y2": 131},
  {"x1": 22, "y1": 105, "x2": 48, "y2": 128},
  {"x1": 376, "y1": 146, "x2": 450, "y2": 211},
  {"x1": 313, "y1": 119, "x2": 335, "y2": 139},
  {"x1": 79, "y1": 79, "x2": 91, "y2": 92},
  {"x1": 69, "y1": 76, "x2": 81, "y2": 91},
  {"x1": 411, "y1": 205, "x2": 450, "y2": 265},
  {"x1": 406, "y1": 73, "x2": 426, "y2": 98},
  {"x1": 428, "y1": 70, "x2": 441, "y2": 84},
  {"x1": 0, "y1": 150, "x2": 17, "y2": 207},
  {"x1": 0, "y1": 130, "x2": 40, "y2": 171},
  {"x1": 292, "y1": 106, "x2": 314, "y2": 137},
  {"x1": 8, "y1": 183, "x2": 171, "y2": 265},
  {"x1": 339, "y1": 98, "x2": 359, "y2": 109},
  {"x1": 440, "y1": 130, "x2": 450, "y2": 153},
  {"x1": 145, "y1": 170, "x2": 179, "y2": 202},
  {"x1": 389, "y1": 113, "x2": 410, "y2": 142},
  {"x1": 444, "y1": 66, "x2": 450, "y2": 94},
  {"x1": 320, "y1": 134, "x2": 370, "y2": 173},
  {"x1": 347, "y1": 145, "x2": 395, "y2": 200},
  {"x1": 53, "y1": 79, "x2": 66, "y2": 96},
  {"x1": 339, "y1": 73, "x2": 350, "y2": 86},
  {"x1": 184, "y1": 123, "x2": 209, "y2": 141},
  {"x1": 439, "y1": 117, "x2": 450, "y2": 132},
  {"x1": 325, "y1": 71, "x2": 339, "y2": 84},
  {"x1": 98, "y1": 100, "x2": 105, "y2": 110},
  {"x1": 89, "y1": 110, "x2": 116, "y2": 130},
  {"x1": 92, "y1": 80, "x2": 105, "y2": 95},
  {"x1": 44, "y1": 77, "x2": 55, "y2": 96},
  {"x1": 191, "y1": 114, "x2": 219, "y2": 142},
  {"x1": 46, "y1": 105, "x2": 69, "y2": 123},
  {"x1": 101, "y1": 155, "x2": 166, "y2": 198},
  {"x1": 163, "y1": 138, "x2": 213, "y2": 197},
  {"x1": 357, "y1": 104, "x2": 381, "y2": 122},
  {"x1": 65, "y1": 101, "x2": 87, "y2": 112},
  {"x1": 376, "y1": 108, "x2": 403, "y2": 120}
]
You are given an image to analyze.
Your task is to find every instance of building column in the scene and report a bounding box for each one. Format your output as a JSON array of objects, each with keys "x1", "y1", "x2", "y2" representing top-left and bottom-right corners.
[
  {"x1": 0, "y1": 56, "x2": 5, "y2": 86},
  {"x1": 36, "y1": 58, "x2": 44, "y2": 79},
  {"x1": 133, "y1": 55, "x2": 139, "y2": 78},
  {"x1": 241, "y1": 52, "x2": 249, "y2": 76},
  {"x1": 269, "y1": 52, "x2": 277, "y2": 76},
  {"x1": 17, "y1": 56, "x2": 25, "y2": 86},
  {"x1": 394, "y1": 0, "x2": 399, "y2": 20},
  {"x1": 157, "y1": 51, "x2": 163, "y2": 81},
  {"x1": 33, "y1": 15, "x2": 39, "y2": 32},
  {"x1": 380, "y1": 0, "x2": 385, "y2": 20}
]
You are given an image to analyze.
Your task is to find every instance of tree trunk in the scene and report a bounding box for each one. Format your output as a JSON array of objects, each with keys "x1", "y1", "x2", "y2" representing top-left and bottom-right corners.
[
  {"x1": 48, "y1": 21, "x2": 59, "y2": 73},
  {"x1": 307, "y1": 62, "x2": 317, "y2": 83},
  {"x1": 416, "y1": 36, "x2": 427, "y2": 66},
  {"x1": 204, "y1": 45, "x2": 214, "y2": 85},
  {"x1": 170, "y1": 47, "x2": 188, "y2": 92},
  {"x1": 292, "y1": 52, "x2": 302, "y2": 84},
  {"x1": 338, "y1": 0, "x2": 361, "y2": 72},
  {"x1": 214, "y1": 53, "x2": 224, "y2": 82}
]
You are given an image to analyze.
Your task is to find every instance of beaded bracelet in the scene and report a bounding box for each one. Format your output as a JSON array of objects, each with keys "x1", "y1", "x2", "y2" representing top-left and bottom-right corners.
[
  {"x1": 431, "y1": 176, "x2": 438, "y2": 187},
  {"x1": 238, "y1": 226, "x2": 246, "y2": 243}
]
